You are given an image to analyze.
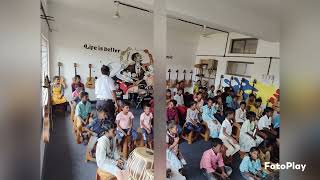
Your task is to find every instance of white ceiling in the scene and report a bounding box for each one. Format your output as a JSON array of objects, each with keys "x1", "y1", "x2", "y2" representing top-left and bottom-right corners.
[{"x1": 48, "y1": 0, "x2": 280, "y2": 41}]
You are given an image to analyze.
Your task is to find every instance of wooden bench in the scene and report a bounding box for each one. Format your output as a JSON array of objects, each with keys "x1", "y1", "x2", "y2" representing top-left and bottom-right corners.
[
  {"x1": 96, "y1": 168, "x2": 117, "y2": 180},
  {"x1": 137, "y1": 128, "x2": 153, "y2": 149},
  {"x1": 231, "y1": 122, "x2": 241, "y2": 141},
  {"x1": 181, "y1": 122, "x2": 209, "y2": 144}
]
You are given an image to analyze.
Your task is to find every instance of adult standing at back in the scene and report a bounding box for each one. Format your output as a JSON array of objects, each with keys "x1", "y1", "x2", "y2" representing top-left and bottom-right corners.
[{"x1": 95, "y1": 65, "x2": 118, "y2": 121}]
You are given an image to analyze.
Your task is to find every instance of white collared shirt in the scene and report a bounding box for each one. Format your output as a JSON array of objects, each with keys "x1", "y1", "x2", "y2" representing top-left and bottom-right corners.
[
  {"x1": 235, "y1": 108, "x2": 246, "y2": 123},
  {"x1": 257, "y1": 115, "x2": 272, "y2": 130},
  {"x1": 95, "y1": 75, "x2": 116, "y2": 100},
  {"x1": 219, "y1": 119, "x2": 232, "y2": 139},
  {"x1": 173, "y1": 94, "x2": 184, "y2": 106}
]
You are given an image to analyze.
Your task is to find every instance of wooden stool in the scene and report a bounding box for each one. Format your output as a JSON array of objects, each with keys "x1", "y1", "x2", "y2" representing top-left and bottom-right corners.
[
  {"x1": 232, "y1": 122, "x2": 241, "y2": 141},
  {"x1": 96, "y1": 168, "x2": 117, "y2": 180},
  {"x1": 200, "y1": 122, "x2": 210, "y2": 142},
  {"x1": 121, "y1": 135, "x2": 130, "y2": 159}
]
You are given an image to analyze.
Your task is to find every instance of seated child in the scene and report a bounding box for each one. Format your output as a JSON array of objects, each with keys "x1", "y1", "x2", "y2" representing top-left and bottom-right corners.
[
  {"x1": 167, "y1": 100, "x2": 182, "y2": 134},
  {"x1": 75, "y1": 91, "x2": 93, "y2": 144},
  {"x1": 167, "y1": 121, "x2": 187, "y2": 169},
  {"x1": 258, "y1": 140, "x2": 272, "y2": 165},
  {"x1": 174, "y1": 88, "x2": 184, "y2": 106},
  {"x1": 239, "y1": 111, "x2": 263, "y2": 152},
  {"x1": 219, "y1": 109, "x2": 240, "y2": 157},
  {"x1": 194, "y1": 92, "x2": 204, "y2": 113},
  {"x1": 71, "y1": 75, "x2": 85, "y2": 92},
  {"x1": 246, "y1": 93, "x2": 256, "y2": 111},
  {"x1": 140, "y1": 104, "x2": 153, "y2": 148},
  {"x1": 200, "y1": 138, "x2": 232, "y2": 179},
  {"x1": 213, "y1": 96, "x2": 225, "y2": 123},
  {"x1": 84, "y1": 108, "x2": 112, "y2": 156},
  {"x1": 201, "y1": 98, "x2": 221, "y2": 138},
  {"x1": 115, "y1": 82, "x2": 124, "y2": 109},
  {"x1": 185, "y1": 101, "x2": 204, "y2": 134},
  {"x1": 235, "y1": 101, "x2": 247, "y2": 123},
  {"x1": 257, "y1": 107, "x2": 277, "y2": 140},
  {"x1": 96, "y1": 123, "x2": 127, "y2": 180},
  {"x1": 166, "y1": 89, "x2": 173, "y2": 104},
  {"x1": 216, "y1": 90, "x2": 222, "y2": 96},
  {"x1": 208, "y1": 85, "x2": 215, "y2": 99},
  {"x1": 228, "y1": 94, "x2": 240, "y2": 110},
  {"x1": 115, "y1": 101, "x2": 138, "y2": 146},
  {"x1": 240, "y1": 147, "x2": 267, "y2": 180},
  {"x1": 250, "y1": 98, "x2": 263, "y2": 119},
  {"x1": 51, "y1": 76, "x2": 67, "y2": 106},
  {"x1": 71, "y1": 86, "x2": 83, "y2": 105}
]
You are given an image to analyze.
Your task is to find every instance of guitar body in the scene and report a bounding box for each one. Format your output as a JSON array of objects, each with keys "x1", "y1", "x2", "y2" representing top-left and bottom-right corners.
[
  {"x1": 85, "y1": 77, "x2": 95, "y2": 89},
  {"x1": 85, "y1": 64, "x2": 95, "y2": 89},
  {"x1": 186, "y1": 70, "x2": 193, "y2": 87}
]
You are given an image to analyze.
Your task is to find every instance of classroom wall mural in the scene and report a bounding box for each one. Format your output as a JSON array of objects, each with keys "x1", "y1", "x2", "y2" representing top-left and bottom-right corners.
[
  {"x1": 104, "y1": 47, "x2": 154, "y2": 96},
  {"x1": 222, "y1": 75, "x2": 279, "y2": 107}
]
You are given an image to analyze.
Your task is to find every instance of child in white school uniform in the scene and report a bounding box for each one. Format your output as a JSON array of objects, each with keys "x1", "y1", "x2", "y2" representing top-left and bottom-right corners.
[
  {"x1": 235, "y1": 101, "x2": 247, "y2": 123},
  {"x1": 219, "y1": 109, "x2": 240, "y2": 157},
  {"x1": 239, "y1": 111, "x2": 263, "y2": 152}
]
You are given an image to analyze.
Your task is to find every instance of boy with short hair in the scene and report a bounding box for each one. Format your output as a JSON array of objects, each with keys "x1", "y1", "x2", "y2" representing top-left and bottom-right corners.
[
  {"x1": 200, "y1": 138, "x2": 232, "y2": 179},
  {"x1": 140, "y1": 104, "x2": 153, "y2": 148},
  {"x1": 257, "y1": 107, "x2": 277, "y2": 140},
  {"x1": 240, "y1": 147, "x2": 266, "y2": 180},
  {"x1": 75, "y1": 91, "x2": 93, "y2": 144},
  {"x1": 115, "y1": 82, "x2": 124, "y2": 109},
  {"x1": 208, "y1": 85, "x2": 215, "y2": 99},
  {"x1": 235, "y1": 101, "x2": 247, "y2": 123},
  {"x1": 250, "y1": 97, "x2": 263, "y2": 119},
  {"x1": 116, "y1": 101, "x2": 138, "y2": 145},
  {"x1": 219, "y1": 109, "x2": 240, "y2": 157},
  {"x1": 202, "y1": 98, "x2": 221, "y2": 138},
  {"x1": 96, "y1": 123, "x2": 127, "y2": 180},
  {"x1": 185, "y1": 101, "x2": 204, "y2": 134},
  {"x1": 71, "y1": 75, "x2": 85, "y2": 93},
  {"x1": 174, "y1": 88, "x2": 184, "y2": 106},
  {"x1": 84, "y1": 108, "x2": 112, "y2": 156}
]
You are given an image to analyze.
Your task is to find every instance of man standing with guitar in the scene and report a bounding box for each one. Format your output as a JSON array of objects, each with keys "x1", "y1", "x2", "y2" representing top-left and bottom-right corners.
[{"x1": 95, "y1": 65, "x2": 118, "y2": 121}]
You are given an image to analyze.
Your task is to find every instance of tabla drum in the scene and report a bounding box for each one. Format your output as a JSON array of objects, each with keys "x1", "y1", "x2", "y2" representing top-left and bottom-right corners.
[
  {"x1": 127, "y1": 147, "x2": 154, "y2": 180},
  {"x1": 142, "y1": 169, "x2": 154, "y2": 180}
]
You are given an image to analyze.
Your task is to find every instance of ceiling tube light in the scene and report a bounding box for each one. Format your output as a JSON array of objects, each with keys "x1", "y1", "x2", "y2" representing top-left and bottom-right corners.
[{"x1": 113, "y1": 1, "x2": 120, "y2": 18}]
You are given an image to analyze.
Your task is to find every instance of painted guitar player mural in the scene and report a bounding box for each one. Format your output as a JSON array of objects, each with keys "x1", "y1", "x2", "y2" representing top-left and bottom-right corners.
[{"x1": 105, "y1": 47, "x2": 154, "y2": 102}]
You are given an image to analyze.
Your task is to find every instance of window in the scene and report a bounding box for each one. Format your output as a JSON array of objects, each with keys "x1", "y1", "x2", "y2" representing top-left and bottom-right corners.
[
  {"x1": 41, "y1": 35, "x2": 49, "y2": 107},
  {"x1": 230, "y1": 38, "x2": 258, "y2": 54},
  {"x1": 226, "y1": 61, "x2": 253, "y2": 77}
]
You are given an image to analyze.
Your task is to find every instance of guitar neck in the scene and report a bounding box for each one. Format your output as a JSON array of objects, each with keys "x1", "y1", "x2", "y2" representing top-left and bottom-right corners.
[{"x1": 58, "y1": 66, "x2": 61, "y2": 77}]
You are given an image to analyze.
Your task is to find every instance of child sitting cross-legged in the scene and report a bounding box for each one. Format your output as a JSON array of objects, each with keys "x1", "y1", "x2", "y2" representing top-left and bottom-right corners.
[
  {"x1": 239, "y1": 111, "x2": 264, "y2": 152},
  {"x1": 239, "y1": 147, "x2": 268, "y2": 180},
  {"x1": 201, "y1": 97, "x2": 221, "y2": 138},
  {"x1": 219, "y1": 109, "x2": 240, "y2": 157},
  {"x1": 185, "y1": 101, "x2": 204, "y2": 135},
  {"x1": 140, "y1": 103, "x2": 153, "y2": 148},
  {"x1": 166, "y1": 120, "x2": 187, "y2": 172},
  {"x1": 200, "y1": 138, "x2": 232, "y2": 180},
  {"x1": 115, "y1": 101, "x2": 138, "y2": 148}
]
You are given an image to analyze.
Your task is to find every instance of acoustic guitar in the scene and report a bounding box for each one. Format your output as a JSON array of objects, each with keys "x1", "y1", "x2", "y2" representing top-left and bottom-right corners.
[
  {"x1": 175, "y1": 69, "x2": 179, "y2": 86},
  {"x1": 251, "y1": 79, "x2": 257, "y2": 94},
  {"x1": 229, "y1": 76, "x2": 234, "y2": 93},
  {"x1": 72, "y1": 63, "x2": 78, "y2": 83},
  {"x1": 167, "y1": 69, "x2": 172, "y2": 88},
  {"x1": 187, "y1": 70, "x2": 193, "y2": 87},
  {"x1": 218, "y1": 74, "x2": 224, "y2": 90},
  {"x1": 85, "y1": 64, "x2": 95, "y2": 89},
  {"x1": 57, "y1": 62, "x2": 66, "y2": 88},
  {"x1": 182, "y1": 69, "x2": 187, "y2": 86}
]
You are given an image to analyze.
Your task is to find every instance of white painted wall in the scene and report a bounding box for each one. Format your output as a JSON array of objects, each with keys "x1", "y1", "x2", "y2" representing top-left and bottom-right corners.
[
  {"x1": 195, "y1": 32, "x2": 280, "y2": 89},
  {"x1": 48, "y1": 1, "x2": 199, "y2": 99}
]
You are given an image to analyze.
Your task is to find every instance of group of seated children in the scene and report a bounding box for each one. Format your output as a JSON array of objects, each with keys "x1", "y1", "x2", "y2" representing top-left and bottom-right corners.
[
  {"x1": 68, "y1": 76, "x2": 153, "y2": 180},
  {"x1": 166, "y1": 81, "x2": 280, "y2": 179}
]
